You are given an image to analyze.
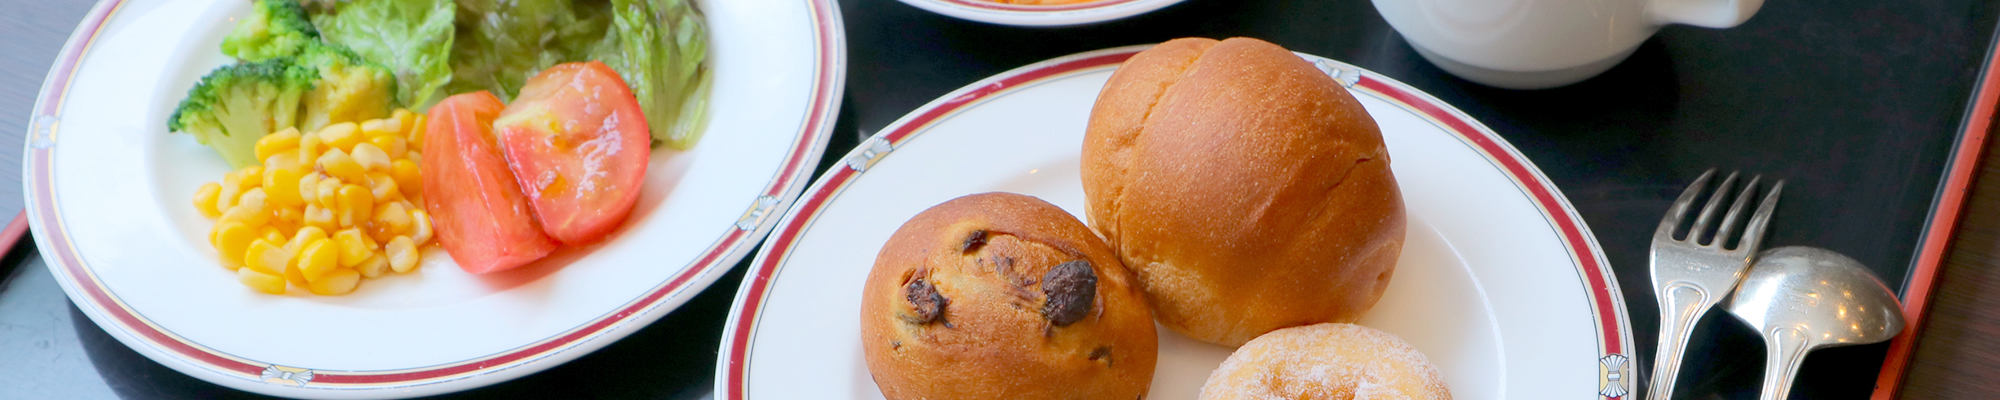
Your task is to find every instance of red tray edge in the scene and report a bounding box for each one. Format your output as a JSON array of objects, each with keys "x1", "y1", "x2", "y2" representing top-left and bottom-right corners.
[{"x1": 1872, "y1": 24, "x2": 2000, "y2": 400}]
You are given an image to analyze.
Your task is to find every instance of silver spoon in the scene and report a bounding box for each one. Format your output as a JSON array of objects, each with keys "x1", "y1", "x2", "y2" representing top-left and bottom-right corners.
[{"x1": 1724, "y1": 246, "x2": 1905, "y2": 400}]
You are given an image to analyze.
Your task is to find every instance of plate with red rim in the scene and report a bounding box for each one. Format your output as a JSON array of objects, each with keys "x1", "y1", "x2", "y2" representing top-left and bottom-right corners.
[
  {"x1": 717, "y1": 45, "x2": 1636, "y2": 399},
  {"x1": 897, "y1": 0, "x2": 1187, "y2": 27},
  {"x1": 23, "y1": 0, "x2": 841, "y2": 397}
]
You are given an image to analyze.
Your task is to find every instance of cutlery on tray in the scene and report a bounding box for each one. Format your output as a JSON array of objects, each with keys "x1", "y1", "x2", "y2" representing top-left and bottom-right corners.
[
  {"x1": 1724, "y1": 246, "x2": 1906, "y2": 400},
  {"x1": 1647, "y1": 169, "x2": 1782, "y2": 400}
]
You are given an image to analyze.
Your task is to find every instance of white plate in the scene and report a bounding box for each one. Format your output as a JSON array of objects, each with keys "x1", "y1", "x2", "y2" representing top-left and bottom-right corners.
[
  {"x1": 23, "y1": 0, "x2": 842, "y2": 397},
  {"x1": 717, "y1": 46, "x2": 1637, "y2": 399},
  {"x1": 898, "y1": 0, "x2": 1185, "y2": 27}
]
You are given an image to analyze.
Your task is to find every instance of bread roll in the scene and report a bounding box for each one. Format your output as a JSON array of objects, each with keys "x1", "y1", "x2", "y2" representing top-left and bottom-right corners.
[
  {"x1": 1200, "y1": 323, "x2": 1451, "y2": 399},
  {"x1": 860, "y1": 192, "x2": 1157, "y2": 399},
  {"x1": 1082, "y1": 37, "x2": 1406, "y2": 347}
]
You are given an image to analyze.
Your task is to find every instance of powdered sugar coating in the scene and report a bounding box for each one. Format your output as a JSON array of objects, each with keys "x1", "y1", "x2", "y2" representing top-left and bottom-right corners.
[{"x1": 1200, "y1": 323, "x2": 1451, "y2": 400}]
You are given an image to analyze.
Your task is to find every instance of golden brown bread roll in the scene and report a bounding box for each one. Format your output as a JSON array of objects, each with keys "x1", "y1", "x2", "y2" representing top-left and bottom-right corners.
[
  {"x1": 860, "y1": 192, "x2": 1157, "y2": 399},
  {"x1": 1200, "y1": 323, "x2": 1451, "y2": 399},
  {"x1": 1082, "y1": 37, "x2": 1406, "y2": 347}
]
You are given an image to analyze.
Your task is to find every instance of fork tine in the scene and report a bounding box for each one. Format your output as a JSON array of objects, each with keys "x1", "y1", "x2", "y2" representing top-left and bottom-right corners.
[
  {"x1": 1736, "y1": 180, "x2": 1785, "y2": 254},
  {"x1": 1688, "y1": 171, "x2": 1741, "y2": 244},
  {"x1": 1713, "y1": 175, "x2": 1764, "y2": 250},
  {"x1": 1656, "y1": 169, "x2": 1719, "y2": 240}
]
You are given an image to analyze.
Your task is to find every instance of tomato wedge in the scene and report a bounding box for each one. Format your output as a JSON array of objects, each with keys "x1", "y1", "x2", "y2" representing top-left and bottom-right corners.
[
  {"x1": 493, "y1": 61, "x2": 652, "y2": 245},
  {"x1": 422, "y1": 91, "x2": 559, "y2": 274}
]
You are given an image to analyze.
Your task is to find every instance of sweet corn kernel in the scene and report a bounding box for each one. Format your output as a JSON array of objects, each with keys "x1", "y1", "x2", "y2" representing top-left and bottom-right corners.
[
  {"x1": 263, "y1": 153, "x2": 304, "y2": 207},
  {"x1": 320, "y1": 121, "x2": 363, "y2": 152},
  {"x1": 315, "y1": 177, "x2": 343, "y2": 207},
  {"x1": 368, "y1": 173, "x2": 399, "y2": 202},
  {"x1": 228, "y1": 189, "x2": 269, "y2": 222},
  {"x1": 235, "y1": 187, "x2": 267, "y2": 212},
  {"x1": 286, "y1": 226, "x2": 327, "y2": 254},
  {"x1": 216, "y1": 210, "x2": 261, "y2": 234},
  {"x1": 355, "y1": 254, "x2": 389, "y2": 278},
  {"x1": 303, "y1": 204, "x2": 336, "y2": 232},
  {"x1": 369, "y1": 135, "x2": 407, "y2": 159},
  {"x1": 200, "y1": 109, "x2": 428, "y2": 296},
  {"x1": 392, "y1": 109, "x2": 415, "y2": 132},
  {"x1": 283, "y1": 259, "x2": 309, "y2": 287},
  {"x1": 298, "y1": 239, "x2": 338, "y2": 282},
  {"x1": 308, "y1": 268, "x2": 360, "y2": 295},
  {"x1": 367, "y1": 207, "x2": 399, "y2": 243},
  {"x1": 407, "y1": 114, "x2": 426, "y2": 148},
  {"x1": 375, "y1": 202, "x2": 412, "y2": 235},
  {"x1": 238, "y1": 268, "x2": 287, "y2": 294},
  {"x1": 266, "y1": 220, "x2": 295, "y2": 239},
  {"x1": 194, "y1": 183, "x2": 223, "y2": 218},
  {"x1": 276, "y1": 204, "x2": 303, "y2": 227},
  {"x1": 333, "y1": 228, "x2": 378, "y2": 267},
  {"x1": 337, "y1": 184, "x2": 373, "y2": 227},
  {"x1": 255, "y1": 127, "x2": 301, "y2": 161},
  {"x1": 387, "y1": 236, "x2": 419, "y2": 273},
  {"x1": 243, "y1": 239, "x2": 291, "y2": 276},
  {"x1": 317, "y1": 148, "x2": 369, "y2": 184},
  {"x1": 215, "y1": 183, "x2": 240, "y2": 214},
  {"x1": 298, "y1": 131, "x2": 323, "y2": 164},
  {"x1": 298, "y1": 173, "x2": 322, "y2": 204},
  {"x1": 361, "y1": 118, "x2": 401, "y2": 139},
  {"x1": 410, "y1": 210, "x2": 433, "y2": 244},
  {"x1": 220, "y1": 191, "x2": 270, "y2": 228},
  {"x1": 221, "y1": 169, "x2": 245, "y2": 192},
  {"x1": 259, "y1": 226, "x2": 284, "y2": 245},
  {"x1": 214, "y1": 222, "x2": 257, "y2": 266},
  {"x1": 237, "y1": 166, "x2": 264, "y2": 189},
  {"x1": 351, "y1": 142, "x2": 392, "y2": 172},
  {"x1": 391, "y1": 159, "x2": 422, "y2": 198}
]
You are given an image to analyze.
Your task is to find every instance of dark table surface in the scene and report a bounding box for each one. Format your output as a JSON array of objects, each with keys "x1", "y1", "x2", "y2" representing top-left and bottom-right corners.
[{"x1": 6, "y1": 0, "x2": 2000, "y2": 398}]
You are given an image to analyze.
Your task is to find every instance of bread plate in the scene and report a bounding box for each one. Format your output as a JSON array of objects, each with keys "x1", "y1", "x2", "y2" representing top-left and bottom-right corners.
[
  {"x1": 897, "y1": 0, "x2": 1186, "y2": 27},
  {"x1": 23, "y1": 0, "x2": 841, "y2": 397},
  {"x1": 717, "y1": 45, "x2": 1636, "y2": 399}
]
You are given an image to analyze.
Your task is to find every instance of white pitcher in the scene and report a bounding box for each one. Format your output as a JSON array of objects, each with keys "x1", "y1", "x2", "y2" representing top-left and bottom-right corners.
[{"x1": 1372, "y1": 0, "x2": 1764, "y2": 89}]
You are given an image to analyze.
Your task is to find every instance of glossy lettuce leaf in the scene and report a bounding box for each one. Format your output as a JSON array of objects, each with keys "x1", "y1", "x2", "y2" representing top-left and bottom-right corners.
[
  {"x1": 593, "y1": 0, "x2": 709, "y2": 149},
  {"x1": 309, "y1": 0, "x2": 456, "y2": 111},
  {"x1": 324, "y1": 0, "x2": 710, "y2": 148},
  {"x1": 445, "y1": 0, "x2": 612, "y2": 102}
]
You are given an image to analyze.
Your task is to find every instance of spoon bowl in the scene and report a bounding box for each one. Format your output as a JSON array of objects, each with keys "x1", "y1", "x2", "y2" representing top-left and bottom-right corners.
[{"x1": 1724, "y1": 246, "x2": 1905, "y2": 400}]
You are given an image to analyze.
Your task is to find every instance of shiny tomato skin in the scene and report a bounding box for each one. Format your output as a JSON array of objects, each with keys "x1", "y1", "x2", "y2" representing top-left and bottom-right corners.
[
  {"x1": 422, "y1": 91, "x2": 559, "y2": 274},
  {"x1": 493, "y1": 61, "x2": 652, "y2": 245}
]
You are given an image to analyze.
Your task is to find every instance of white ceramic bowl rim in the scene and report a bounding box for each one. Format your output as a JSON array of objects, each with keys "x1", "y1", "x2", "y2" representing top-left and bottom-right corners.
[
  {"x1": 22, "y1": 0, "x2": 846, "y2": 397},
  {"x1": 897, "y1": 0, "x2": 1187, "y2": 27},
  {"x1": 714, "y1": 45, "x2": 1638, "y2": 399}
]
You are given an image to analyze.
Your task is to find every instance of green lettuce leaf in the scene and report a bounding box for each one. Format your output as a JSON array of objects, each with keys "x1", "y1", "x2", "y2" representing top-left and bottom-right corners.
[
  {"x1": 592, "y1": 0, "x2": 709, "y2": 149},
  {"x1": 444, "y1": 0, "x2": 610, "y2": 102},
  {"x1": 336, "y1": 0, "x2": 709, "y2": 148},
  {"x1": 309, "y1": 0, "x2": 456, "y2": 111}
]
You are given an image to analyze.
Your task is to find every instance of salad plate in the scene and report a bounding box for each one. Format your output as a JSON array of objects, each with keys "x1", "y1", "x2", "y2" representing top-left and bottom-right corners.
[
  {"x1": 898, "y1": 0, "x2": 1186, "y2": 27},
  {"x1": 717, "y1": 46, "x2": 1635, "y2": 399},
  {"x1": 24, "y1": 0, "x2": 841, "y2": 397}
]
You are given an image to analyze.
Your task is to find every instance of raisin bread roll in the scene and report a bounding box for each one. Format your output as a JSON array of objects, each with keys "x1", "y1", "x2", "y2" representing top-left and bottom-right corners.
[{"x1": 860, "y1": 192, "x2": 1157, "y2": 399}]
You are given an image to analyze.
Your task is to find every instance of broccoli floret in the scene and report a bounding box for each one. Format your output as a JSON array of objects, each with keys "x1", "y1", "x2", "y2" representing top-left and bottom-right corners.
[
  {"x1": 168, "y1": 59, "x2": 314, "y2": 168},
  {"x1": 221, "y1": 0, "x2": 320, "y2": 62},
  {"x1": 296, "y1": 42, "x2": 397, "y2": 131}
]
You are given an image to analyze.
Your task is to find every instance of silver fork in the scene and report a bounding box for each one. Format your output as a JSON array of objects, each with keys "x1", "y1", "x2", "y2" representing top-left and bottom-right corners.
[{"x1": 1645, "y1": 169, "x2": 1783, "y2": 400}]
